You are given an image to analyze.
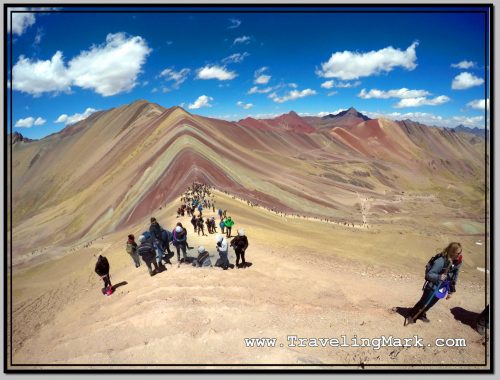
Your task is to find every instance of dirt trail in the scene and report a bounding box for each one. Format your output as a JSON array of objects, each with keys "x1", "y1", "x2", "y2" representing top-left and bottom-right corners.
[{"x1": 10, "y1": 192, "x2": 489, "y2": 368}]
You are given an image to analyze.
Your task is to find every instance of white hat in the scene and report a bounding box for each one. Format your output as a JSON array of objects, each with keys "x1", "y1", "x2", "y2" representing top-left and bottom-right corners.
[
  {"x1": 175, "y1": 226, "x2": 182, "y2": 233},
  {"x1": 198, "y1": 246, "x2": 205, "y2": 254},
  {"x1": 216, "y1": 234, "x2": 223, "y2": 243},
  {"x1": 238, "y1": 229, "x2": 245, "y2": 236},
  {"x1": 138, "y1": 235, "x2": 146, "y2": 243}
]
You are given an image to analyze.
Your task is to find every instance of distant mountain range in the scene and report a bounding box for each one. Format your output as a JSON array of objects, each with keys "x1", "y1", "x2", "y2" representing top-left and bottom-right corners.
[
  {"x1": 9, "y1": 100, "x2": 486, "y2": 257},
  {"x1": 452, "y1": 124, "x2": 488, "y2": 139}
]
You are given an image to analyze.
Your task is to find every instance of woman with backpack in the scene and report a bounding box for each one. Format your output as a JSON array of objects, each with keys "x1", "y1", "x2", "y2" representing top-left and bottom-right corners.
[{"x1": 407, "y1": 242, "x2": 463, "y2": 324}]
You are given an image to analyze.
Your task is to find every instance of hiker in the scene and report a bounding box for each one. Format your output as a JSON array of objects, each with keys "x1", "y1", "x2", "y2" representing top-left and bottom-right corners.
[
  {"x1": 224, "y1": 216, "x2": 235, "y2": 238},
  {"x1": 191, "y1": 214, "x2": 197, "y2": 233},
  {"x1": 223, "y1": 209, "x2": 227, "y2": 218},
  {"x1": 172, "y1": 225, "x2": 188, "y2": 263},
  {"x1": 137, "y1": 235, "x2": 159, "y2": 276},
  {"x1": 197, "y1": 216, "x2": 206, "y2": 236},
  {"x1": 193, "y1": 246, "x2": 212, "y2": 267},
  {"x1": 210, "y1": 216, "x2": 217, "y2": 233},
  {"x1": 230, "y1": 229, "x2": 249, "y2": 268},
  {"x1": 476, "y1": 305, "x2": 489, "y2": 336},
  {"x1": 219, "y1": 218, "x2": 226, "y2": 235},
  {"x1": 95, "y1": 255, "x2": 112, "y2": 294},
  {"x1": 215, "y1": 234, "x2": 230, "y2": 270},
  {"x1": 206, "y1": 217, "x2": 212, "y2": 233},
  {"x1": 407, "y1": 242, "x2": 463, "y2": 324},
  {"x1": 150, "y1": 217, "x2": 166, "y2": 268},
  {"x1": 198, "y1": 204, "x2": 203, "y2": 218},
  {"x1": 218, "y1": 208, "x2": 223, "y2": 220},
  {"x1": 126, "y1": 234, "x2": 141, "y2": 268}
]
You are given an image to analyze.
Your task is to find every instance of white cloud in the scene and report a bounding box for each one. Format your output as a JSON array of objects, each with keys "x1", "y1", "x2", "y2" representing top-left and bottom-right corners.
[
  {"x1": 452, "y1": 72, "x2": 484, "y2": 90},
  {"x1": 233, "y1": 36, "x2": 251, "y2": 45},
  {"x1": 451, "y1": 60, "x2": 476, "y2": 69},
  {"x1": 67, "y1": 33, "x2": 152, "y2": 96},
  {"x1": 327, "y1": 91, "x2": 338, "y2": 96},
  {"x1": 248, "y1": 86, "x2": 276, "y2": 94},
  {"x1": 13, "y1": 33, "x2": 152, "y2": 97},
  {"x1": 394, "y1": 95, "x2": 450, "y2": 108},
  {"x1": 237, "y1": 101, "x2": 253, "y2": 110},
  {"x1": 358, "y1": 87, "x2": 431, "y2": 99},
  {"x1": 269, "y1": 88, "x2": 317, "y2": 103},
  {"x1": 467, "y1": 98, "x2": 489, "y2": 111},
  {"x1": 159, "y1": 68, "x2": 190, "y2": 89},
  {"x1": 151, "y1": 88, "x2": 158, "y2": 93},
  {"x1": 288, "y1": 83, "x2": 298, "y2": 89},
  {"x1": 8, "y1": 8, "x2": 36, "y2": 36},
  {"x1": 55, "y1": 107, "x2": 97, "y2": 125},
  {"x1": 321, "y1": 80, "x2": 361, "y2": 89},
  {"x1": 196, "y1": 65, "x2": 236, "y2": 81},
  {"x1": 317, "y1": 42, "x2": 418, "y2": 80},
  {"x1": 33, "y1": 28, "x2": 43, "y2": 46},
  {"x1": 228, "y1": 18, "x2": 242, "y2": 29},
  {"x1": 364, "y1": 110, "x2": 484, "y2": 129},
  {"x1": 321, "y1": 80, "x2": 335, "y2": 89},
  {"x1": 13, "y1": 51, "x2": 72, "y2": 96},
  {"x1": 254, "y1": 67, "x2": 271, "y2": 85},
  {"x1": 188, "y1": 95, "x2": 213, "y2": 109},
  {"x1": 452, "y1": 116, "x2": 484, "y2": 125},
  {"x1": 15, "y1": 116, "x2": 46, "y2": 128},
  {"x1": 315, "y1": 109, "x2": 346, "y2": 117},
  {"x1": 222, "y1": 52, "x2": 249, "y2": 64}
]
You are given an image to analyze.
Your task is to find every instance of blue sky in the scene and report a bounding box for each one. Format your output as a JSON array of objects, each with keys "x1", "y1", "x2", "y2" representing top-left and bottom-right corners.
[{"x1": 8, "y1": 6, "x2": 490, "y2": 139}]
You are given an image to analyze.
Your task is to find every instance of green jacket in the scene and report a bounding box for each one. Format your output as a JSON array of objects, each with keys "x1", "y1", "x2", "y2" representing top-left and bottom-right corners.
[{"x1": 224, "y1": 219, "x2": 235, "y2": 228}]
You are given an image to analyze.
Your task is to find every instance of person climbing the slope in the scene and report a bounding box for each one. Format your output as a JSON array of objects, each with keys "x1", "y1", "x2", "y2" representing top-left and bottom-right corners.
[
  {"x1": 137, "y1": 235, "x2": 159, "y2": 276},
  {"x1": 219, "y1": 218, "x2": 226, "y2": 235},
  {"x1": 197, "y1": 216, "x2": 206, "y2": 236},
  {"x1": 95, "y1": 255, "x2": 113, "y2": 295},
  {"x1": 230, "y1": 229, "x2": 249, "y2": 268},
  {"x1": 407, "y1": 242, "x2": 463, "y2": 324},
  {"x1": 224, "y1": 216, "x2": 235, "y2": 238},
  {"x1": 150, "y1": 217, "x2": 168, "y2": 269},
  {"x1": 126, "y1": 234, "x2": 141, "y2": 268},
  {"x1": 172, "y1": 224, "x2": 188, "y2": 263},
  {"x1": 191, "y1": 214, "x2": 198, "y2": 233}
]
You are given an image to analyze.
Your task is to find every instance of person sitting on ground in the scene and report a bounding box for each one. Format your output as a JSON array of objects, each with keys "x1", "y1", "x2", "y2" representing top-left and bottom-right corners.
[
  {"x1": 137, "y1": 235, "x2": 159, "y2": 276},
  {"x1": 95, "y1": 255, "x2": 113, "y2": 294},
  {"x1": 230, "y1": 229, "x2": 249, "y2": 268},
  {"x1": 126, "y1": 234, "x2": 141, "y2": 268},
  {"x1": 193, "y1": 246, "x2": 212, "y2": 267},
  {"x1": 407, "y1": 242, "x2": 463, "y2": 324},
  {"x1": 172, "y1": 225, "x2": 188, "y2": 263},
  {"x1": 215, "y1": 234, "x2": 230, "y2": 270},
  {"x1": 224, "y1": 216, "x2": 235, "y2": 238}
]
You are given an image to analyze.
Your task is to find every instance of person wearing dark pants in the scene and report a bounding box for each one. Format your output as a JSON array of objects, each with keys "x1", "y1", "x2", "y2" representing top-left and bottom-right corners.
[
  {"x1": 408, "y1": 242, "x2": 462, "y2": 323},
  {"x1": 95, "y1": 255, "x2": 112, "y2": 293},
  {"x1": 230, "y1": 229, "x2": 249, "y2": 268},
  {"x1": 137, "y1": 235, "x2": 159, "y2": 276},
  {"x1": 476, "y1": 305, "x2": 489, "y2": 335}
]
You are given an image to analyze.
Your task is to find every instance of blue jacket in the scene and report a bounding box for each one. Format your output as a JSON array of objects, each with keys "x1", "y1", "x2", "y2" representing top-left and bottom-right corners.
[{"x1": 424, "y1": 256, "x2": 462, "y2": 292}]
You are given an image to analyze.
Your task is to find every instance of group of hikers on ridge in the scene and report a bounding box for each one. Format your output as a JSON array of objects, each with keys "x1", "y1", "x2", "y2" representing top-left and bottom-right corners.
[{"x1": 121, "y1": 182, "x2": 249, "y2": 277}]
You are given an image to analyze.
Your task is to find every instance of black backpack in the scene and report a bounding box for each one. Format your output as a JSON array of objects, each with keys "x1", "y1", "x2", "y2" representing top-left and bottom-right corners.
[{"x1": 425, "y1": 253, "x2": 444, "y2": 276}]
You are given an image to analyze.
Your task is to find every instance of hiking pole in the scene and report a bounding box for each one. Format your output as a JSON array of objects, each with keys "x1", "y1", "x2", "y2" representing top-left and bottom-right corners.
[{"x1": 405, "y1": 262, "x2": 452, "y2": 326}]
